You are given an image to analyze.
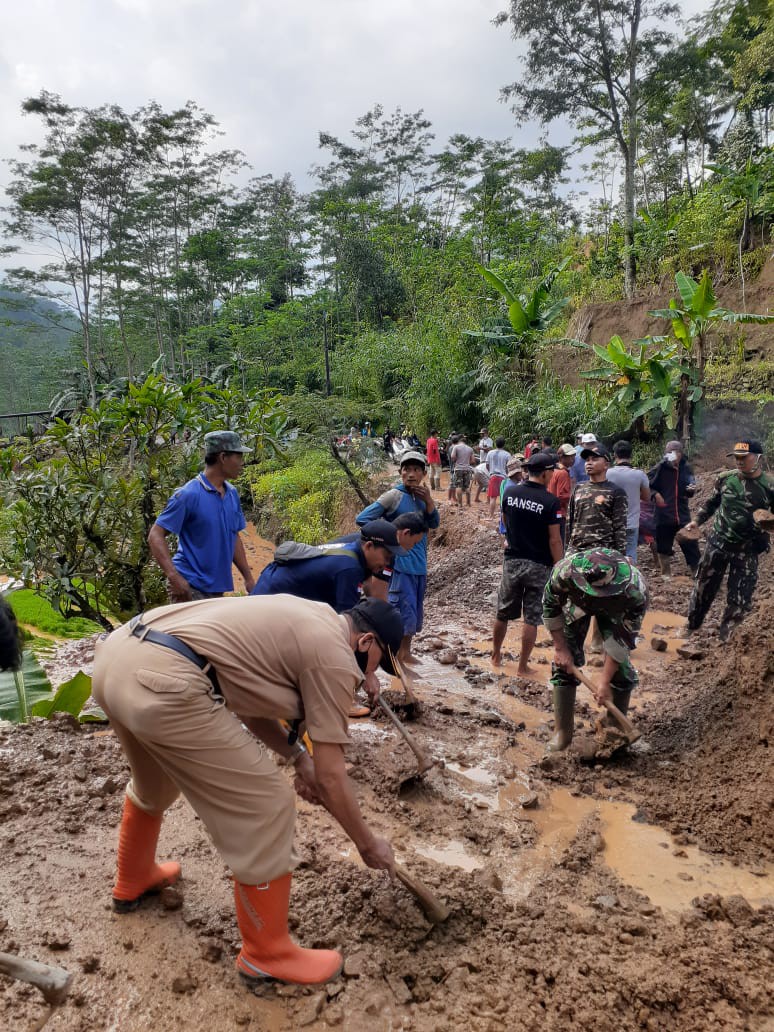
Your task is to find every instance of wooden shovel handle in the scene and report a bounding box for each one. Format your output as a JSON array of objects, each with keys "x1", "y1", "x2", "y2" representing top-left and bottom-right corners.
[
  {"x1": 377, "y1": 695, "x2": 434, "y2": 773},
  {"x1": 395, "y1": 864, "x2": 450, "y2": 923},
  {"x1": 571, "y1": 665, "x2": 639, "y2": 738},
  {"x1": 390, "y1": 650, "x2": 419, "y2": 705}
]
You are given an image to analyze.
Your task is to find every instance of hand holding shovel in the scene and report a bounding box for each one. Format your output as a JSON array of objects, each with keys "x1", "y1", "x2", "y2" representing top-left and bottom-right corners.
[{"x1": 571, "y1": 665, "x2": 641, "y2": 745}]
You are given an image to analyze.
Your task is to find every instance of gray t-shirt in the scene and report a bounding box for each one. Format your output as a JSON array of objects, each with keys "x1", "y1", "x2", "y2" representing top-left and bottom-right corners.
[
  {"x1": 450, "y1": 443, "x2": 475, "y2": 470},
  {"x1": 607, "y1": 464, "x2": 650, "y2": 529},
  {"x1": 486, "y1": 448, "x2": 511, "y2": 477}
]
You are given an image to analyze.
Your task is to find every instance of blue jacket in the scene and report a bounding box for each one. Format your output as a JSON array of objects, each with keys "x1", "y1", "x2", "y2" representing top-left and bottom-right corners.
[
  {"x1": 355, "y1": 484, "x2": 440, "y2": 575},
  {"x1": 251, "y1": 541, "x2": 368, "y2": 612}
]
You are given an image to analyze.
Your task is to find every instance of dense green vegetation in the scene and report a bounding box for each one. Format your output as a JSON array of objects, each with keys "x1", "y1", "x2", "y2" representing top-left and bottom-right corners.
[{"x1": 0, "y1": 0, "x2": 771, "y2": 626}]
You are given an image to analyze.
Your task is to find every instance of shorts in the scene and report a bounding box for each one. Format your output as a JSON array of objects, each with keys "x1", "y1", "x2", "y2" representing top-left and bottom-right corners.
[
  {"x1": 495, "y1": 557, "x2": 551, "y2": 626},
  {"x1": 487, "y1": 474, "x2": 505, "y2": 499},
  {"x1": 388, "y1": 571, "x2": 426, "y2": 636},
  {"x1": 452, "y1": 468, "x2": 472, "y2": 490}
]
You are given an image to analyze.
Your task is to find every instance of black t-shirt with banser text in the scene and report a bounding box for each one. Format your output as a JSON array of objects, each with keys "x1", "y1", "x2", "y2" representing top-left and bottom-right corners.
[{"x1": 501, "y1": 480, "x2": 561, "y2": 567}]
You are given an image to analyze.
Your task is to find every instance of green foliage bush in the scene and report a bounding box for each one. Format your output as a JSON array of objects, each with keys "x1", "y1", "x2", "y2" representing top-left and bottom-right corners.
[
  {"x1": 9, "y1": 589, "x2": 103, "y2": 638},
  {"x1": 246, "y1": 449, "x2": 353, "y2": 543},
  {"x1": 484, "y1": 381, "x2": 628, "y2": 446}
]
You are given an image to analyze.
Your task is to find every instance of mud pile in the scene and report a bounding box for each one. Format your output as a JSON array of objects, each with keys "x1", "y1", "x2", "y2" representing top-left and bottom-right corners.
[
  {"x1": 632, "y1": 576, "x2": 774, "y2": 864},
  {"x1": 427, "y1": 507, "x2": 504, "y2": 610},
  {"x1": 1, "y1": 716, "x2": 772, "y2": 1031}
]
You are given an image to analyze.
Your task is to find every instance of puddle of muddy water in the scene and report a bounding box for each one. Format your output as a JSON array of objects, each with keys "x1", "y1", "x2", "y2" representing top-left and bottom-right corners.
[
  {"x1": 501, "y1": 786, "x2": 774, "y2": 913},
  {"x1": 415, "y1": 840, "x2": 484, "y2": 873},
  {"x1": 397, "y1": 637, "x2": 773, "y2": 916},
  {"x1": 636, "y1": 609, "x2": 688, "y2": 660},
  {"x1": 598, "y1": 797, "x2": 774, "y2": 912}
]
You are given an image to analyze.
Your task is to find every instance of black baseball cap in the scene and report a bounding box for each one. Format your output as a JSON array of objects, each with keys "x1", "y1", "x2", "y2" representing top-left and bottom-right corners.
[
  {"x1": 350, "y1": 598, "x2": 404, "y2": 675},
  {"x1": 727, "y1": 439, "x2": 763, "y2": 456},
  {"x1": 525, "y1": 451, "x2": 558, "y2": 473},
  {"x1": 360, "y1": 519, "x2": 407, "y2": 557},
  {"x1": 581, "y1": 443, "x2": 612, "y2": 461}
]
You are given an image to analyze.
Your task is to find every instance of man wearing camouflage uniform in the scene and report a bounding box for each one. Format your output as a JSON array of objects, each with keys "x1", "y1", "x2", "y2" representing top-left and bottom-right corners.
[
  {"x1": 565, "y1": 442, "x2": 628, "y2": 555},
  {"x1": 685, "y1": 440, "x2": 774, "y2": 640},
  {"x1": 543, "y1": 549, "x2": 649, "y2": 752}
]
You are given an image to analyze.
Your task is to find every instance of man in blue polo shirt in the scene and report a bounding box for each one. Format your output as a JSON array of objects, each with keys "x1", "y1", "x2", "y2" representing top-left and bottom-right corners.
[
  {"x1": 251, "y1": 520, "x2": 407, "y2": 613},
  {"x1": 148, "y1": 430, "x2": 256, "y2": 601},
  {"x1": 355, "y1": 451, "x2": 440, "y2": 665}
]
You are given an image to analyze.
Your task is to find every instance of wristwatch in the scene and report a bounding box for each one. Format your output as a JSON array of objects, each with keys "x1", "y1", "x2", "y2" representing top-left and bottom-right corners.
[{"x1": 289, "y1": 742, "x2": 307, "y2": 765}]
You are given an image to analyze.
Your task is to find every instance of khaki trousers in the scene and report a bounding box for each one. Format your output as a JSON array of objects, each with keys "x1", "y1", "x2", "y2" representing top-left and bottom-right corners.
[{"x1": 92, "y1": 623, "x2": 297, "y2": 884}]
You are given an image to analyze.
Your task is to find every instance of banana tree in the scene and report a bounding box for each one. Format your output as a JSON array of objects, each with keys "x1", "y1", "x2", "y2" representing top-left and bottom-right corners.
[
  {"x1": 649, "y1": 270, "x2": 774, "y2": 443},
  {"x1": 581, "y1": 334, "x2": 688, "y2": 435},
  {"x1": 464, "y1": 257, "x2": 572, "y2": 383}
]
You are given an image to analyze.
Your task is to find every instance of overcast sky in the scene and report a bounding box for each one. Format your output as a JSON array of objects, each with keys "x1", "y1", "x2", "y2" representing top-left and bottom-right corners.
[{"x1": 1, "y1": 0, "x2": 711, "y2": 209}]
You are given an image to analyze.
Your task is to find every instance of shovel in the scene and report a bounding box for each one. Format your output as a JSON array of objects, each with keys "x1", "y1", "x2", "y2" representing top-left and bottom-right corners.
[
  {"x1": 571, "y1": 665, "x2": 641, "y2": 746},
  {"x1": 377, "y1": 694, "x2": 435, "y2": 776}
]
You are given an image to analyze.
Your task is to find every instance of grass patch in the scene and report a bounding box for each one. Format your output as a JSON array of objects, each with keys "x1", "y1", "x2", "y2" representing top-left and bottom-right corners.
[{"x1": 8, "y1": 589, "x2": 103, "y2": 639}]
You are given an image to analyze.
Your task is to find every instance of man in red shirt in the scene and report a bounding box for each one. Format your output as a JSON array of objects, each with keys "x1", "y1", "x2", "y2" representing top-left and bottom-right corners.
[
  {"x1": 548, "y1": 443, "x2": 576, "y2": 543},
  {"x1": 425, "y1": 429, "x2": 442, "y2": 490}
]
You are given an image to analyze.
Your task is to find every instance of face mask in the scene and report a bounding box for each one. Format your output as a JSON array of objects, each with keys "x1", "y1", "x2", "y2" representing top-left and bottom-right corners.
[
  {"x1": 665, "y1": 451, "x2": 679, "y2": 463},
  {"x1": 355, "y1": 645, "x2": 370, "y2": 674}
]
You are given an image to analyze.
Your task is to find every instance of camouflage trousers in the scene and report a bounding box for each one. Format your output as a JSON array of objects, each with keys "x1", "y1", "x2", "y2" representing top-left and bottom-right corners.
[
  {"x1": 550, "y1": 611, "x2": 638, "y2": 696},
  {"x1": 687, "y1": 535, "x2": 758, "y2": 631}
]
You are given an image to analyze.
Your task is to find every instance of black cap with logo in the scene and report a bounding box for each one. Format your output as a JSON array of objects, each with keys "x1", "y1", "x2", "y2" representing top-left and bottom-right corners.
[
  {"x1": 360, "y1": 519, "x2": 407, "y2": 556},
  {"x1": 727, "y1": 439, "x2": 763, "y2": 456}
]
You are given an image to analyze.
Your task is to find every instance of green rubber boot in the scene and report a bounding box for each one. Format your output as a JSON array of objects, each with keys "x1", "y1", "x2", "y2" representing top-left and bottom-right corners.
[{"x1": 547, "y1": 685, "x2": 576, "y2": 752}]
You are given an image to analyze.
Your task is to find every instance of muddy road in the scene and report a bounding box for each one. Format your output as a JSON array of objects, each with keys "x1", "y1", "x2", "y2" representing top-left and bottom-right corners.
[{"x1": 1, "y1": 493, "x2": 773, "y2": 1030}]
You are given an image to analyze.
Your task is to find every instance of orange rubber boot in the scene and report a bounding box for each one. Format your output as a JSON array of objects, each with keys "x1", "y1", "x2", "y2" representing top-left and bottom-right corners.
[
  {"x1": 112, "y1": 795, "x2": 181, "y2": 912},
  {"x1": 235, "y1": 874, "x2": 343, "y2": 986}
]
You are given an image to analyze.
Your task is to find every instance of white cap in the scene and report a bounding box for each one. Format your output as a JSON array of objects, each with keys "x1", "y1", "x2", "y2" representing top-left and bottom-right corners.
[{"x1": 581, "y1": 433, "x2": 597, "y2": 445}]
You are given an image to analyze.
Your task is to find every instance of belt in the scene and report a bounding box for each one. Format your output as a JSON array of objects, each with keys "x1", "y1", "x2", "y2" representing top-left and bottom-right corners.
[{"x1": 129, "y1": 615, "x2": 222, "y2": 696}]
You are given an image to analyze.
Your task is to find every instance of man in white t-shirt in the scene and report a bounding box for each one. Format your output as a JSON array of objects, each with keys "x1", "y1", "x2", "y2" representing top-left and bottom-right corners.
[
  {"x1": 606, "y1": 440, "x2": 651, "y2": 564},
  {"x1": 478, "y1": 428, "x2": 494, "y2": 460}
]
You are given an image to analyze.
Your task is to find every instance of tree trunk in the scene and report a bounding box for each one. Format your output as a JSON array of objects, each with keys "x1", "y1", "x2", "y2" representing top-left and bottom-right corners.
[{"x1": 329, "y1": 438, "x2": 370, "y2": 507}]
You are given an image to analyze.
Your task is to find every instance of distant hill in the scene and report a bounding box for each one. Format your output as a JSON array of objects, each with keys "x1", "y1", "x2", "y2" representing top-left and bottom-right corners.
[{"x1": 0, "y1": 287, "x2": 79, "y2": 413}]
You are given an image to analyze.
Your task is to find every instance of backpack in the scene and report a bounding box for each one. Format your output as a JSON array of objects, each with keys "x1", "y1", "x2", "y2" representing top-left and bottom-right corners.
[{"x1": 273, "y1": 541, "x2": 361, "y2": 565}]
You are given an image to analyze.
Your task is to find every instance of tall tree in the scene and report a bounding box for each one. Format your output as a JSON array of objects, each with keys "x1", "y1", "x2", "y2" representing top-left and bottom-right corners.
[{"x1": 496, "y1": 0, "x2": 677, "y2": 297}]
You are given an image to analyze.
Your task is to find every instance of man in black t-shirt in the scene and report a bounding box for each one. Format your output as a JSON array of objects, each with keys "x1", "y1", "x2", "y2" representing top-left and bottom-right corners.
[{"x1": 492, "y1": 452, "x2": 564, "y2": 678}]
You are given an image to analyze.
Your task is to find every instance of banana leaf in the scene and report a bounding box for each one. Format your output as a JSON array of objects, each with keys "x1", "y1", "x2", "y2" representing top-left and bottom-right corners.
[
  {"x1": 0, "y1": 651, "x2": 53, "y2": 722},
  {"x1": 32, "y1": 670, "x2": 105, "y2": 722}
]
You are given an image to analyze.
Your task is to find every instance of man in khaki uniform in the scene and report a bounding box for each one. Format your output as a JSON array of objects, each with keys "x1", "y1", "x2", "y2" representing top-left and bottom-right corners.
[{"x1": 92, "y1": 595, "x2": 401, "y2": 989}]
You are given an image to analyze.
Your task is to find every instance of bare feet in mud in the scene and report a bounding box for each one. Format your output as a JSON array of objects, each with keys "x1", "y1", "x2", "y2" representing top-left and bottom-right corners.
[
  {"x1": 516, "y1": 664, "x2": 541, "y2": 683},
  {"x1": 491, "y1": 651, "x2": 502, "y2": 667}
]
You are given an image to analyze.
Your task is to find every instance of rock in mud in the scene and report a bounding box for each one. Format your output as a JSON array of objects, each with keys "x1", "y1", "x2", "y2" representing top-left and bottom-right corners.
[
  {"x1": 676, "y1": 643, "x2": 705, "y2": 660},
  {"x1": 343, "y1": 950, "x2": 370, "y2": 978},
  {"x1": 171, "y1": 971, "x2": 198, "y2": 994},
  {"x1": 160, "y1": 885, "x2": 183, "y2": 910},
  {"x1": 201, "y1": 939, "x2": 222, "y2": 963},
  {"x1": 296, "y1": 991, "x2": 326, "y2": 1026},
  {"x1": 650, "y1": 637, "x2": 668, "y2": 652},
  {"x1": 437, "y1": 649, "x2": 458, "y2": 665},
  {"x1": 385, "y1": 972, "x2": 412, "y2": 1004},
  {"x1": 519, "y1": 792, "x2": 539, "y2": 809}
]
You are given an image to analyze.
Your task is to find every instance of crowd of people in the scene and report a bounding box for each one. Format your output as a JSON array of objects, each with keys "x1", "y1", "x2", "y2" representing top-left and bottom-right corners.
[{"x1": 2, "y1": 424, "x2": 768, "y2": 991}]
